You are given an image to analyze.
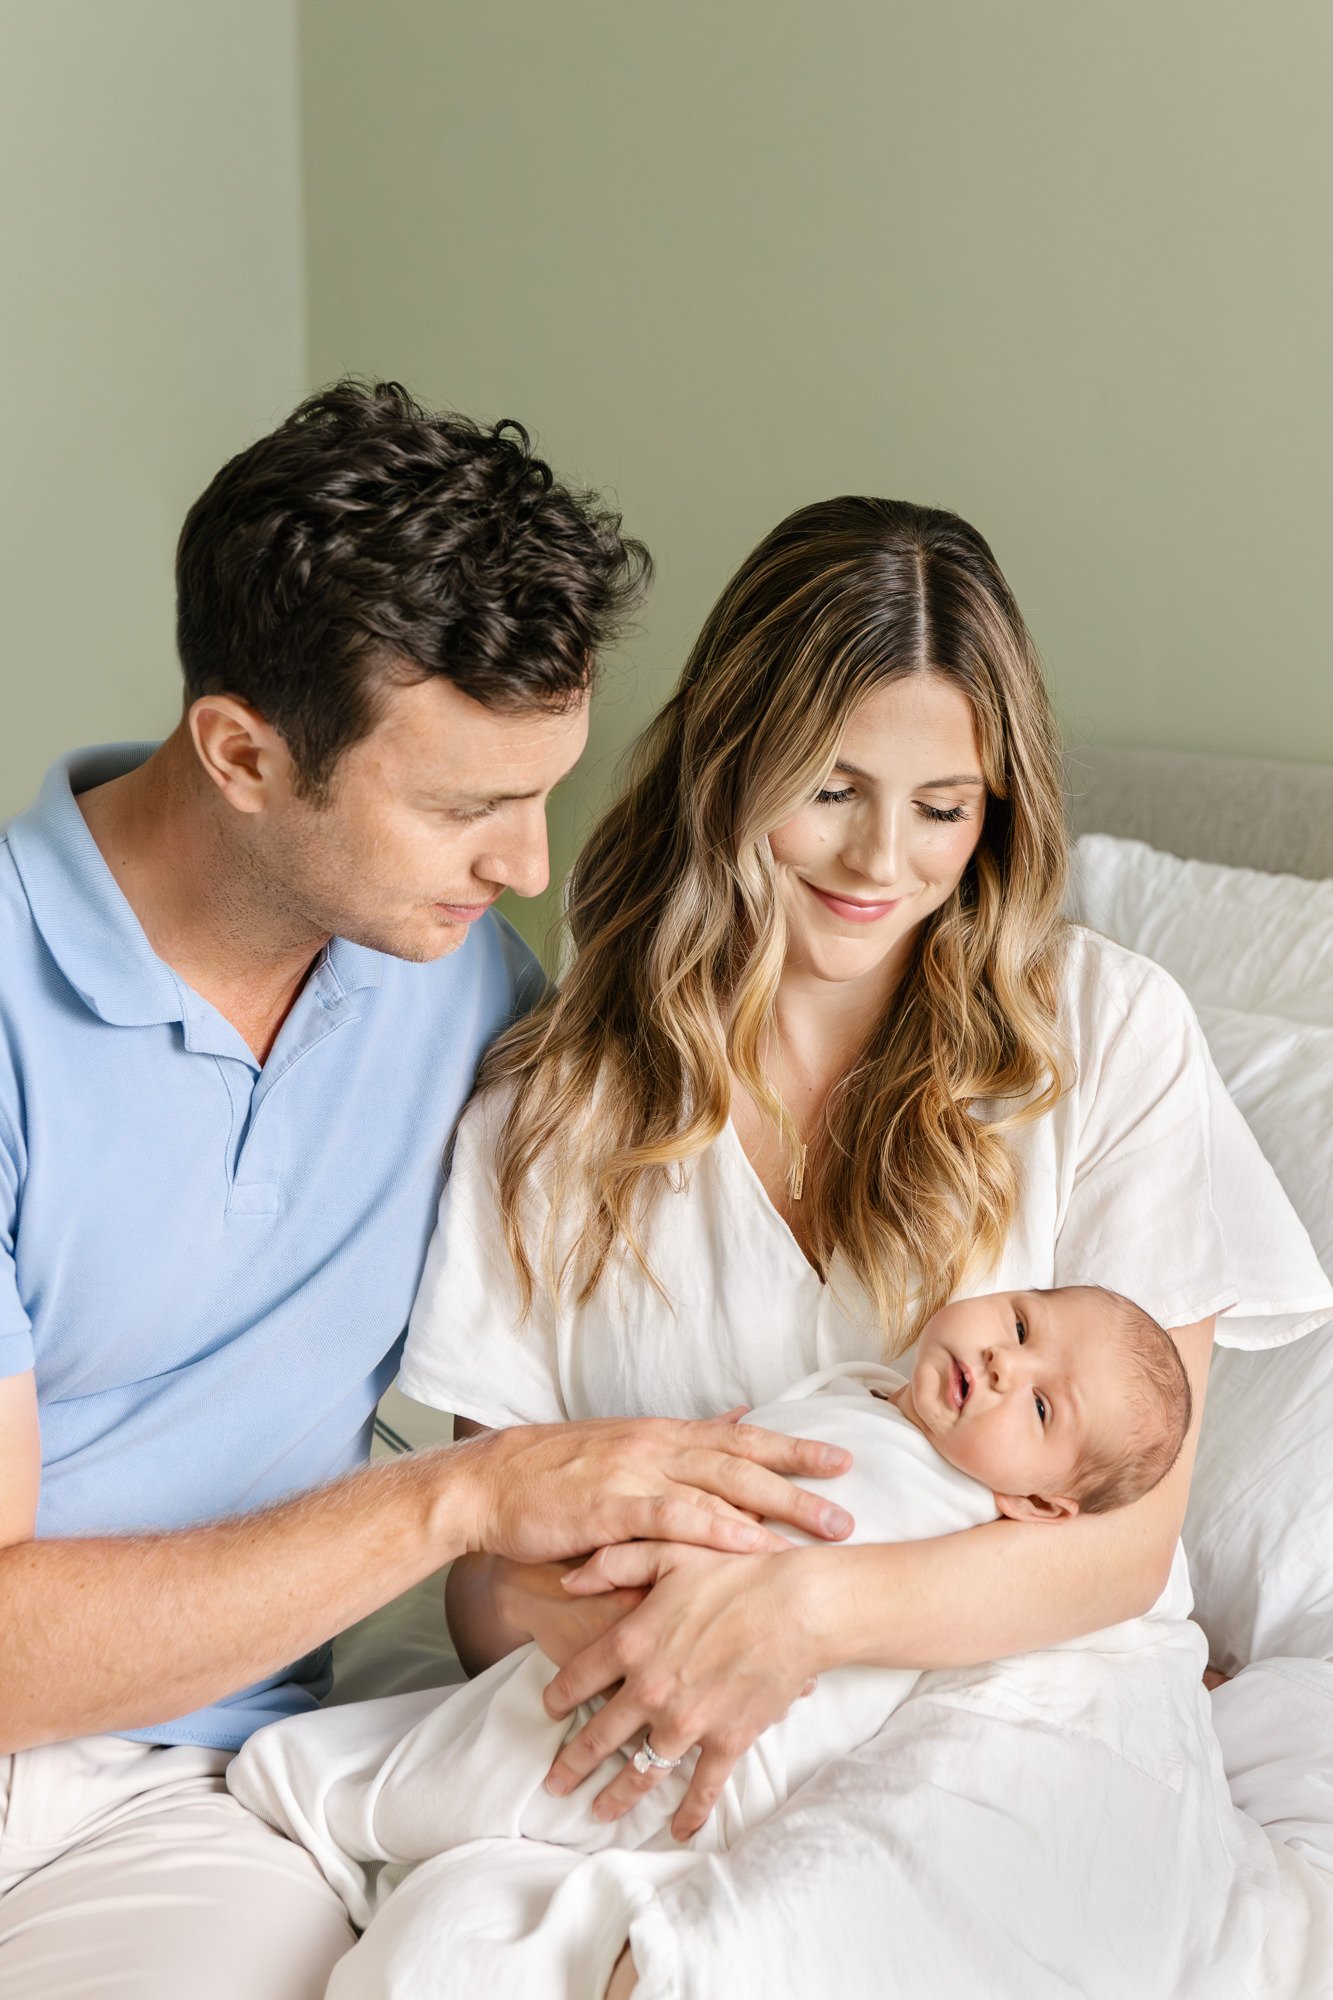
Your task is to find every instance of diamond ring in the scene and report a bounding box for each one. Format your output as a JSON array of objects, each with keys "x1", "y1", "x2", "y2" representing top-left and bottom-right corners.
[{"x1": 632, "y1": 1738, "x2": 683, "y2": 1776}]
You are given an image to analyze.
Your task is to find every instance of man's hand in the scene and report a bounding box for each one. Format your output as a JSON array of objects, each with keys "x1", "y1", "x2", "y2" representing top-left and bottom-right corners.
[
  {"x1": 452, "y1": 1415, "x2": 853, "y2": 1565},
  {"x1": 539, "y1": 1539, "x2": 829, "y2": 1840}
]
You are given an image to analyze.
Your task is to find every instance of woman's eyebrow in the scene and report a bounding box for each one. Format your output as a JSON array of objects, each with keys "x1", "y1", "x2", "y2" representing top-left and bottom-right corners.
[{"x1": 831, "y1": 759, "x2": 985, "y2": 789}]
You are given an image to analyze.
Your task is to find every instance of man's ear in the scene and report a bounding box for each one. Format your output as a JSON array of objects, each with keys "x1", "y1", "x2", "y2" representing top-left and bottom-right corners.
[
  {"x1": 994, "y1": 1490, "x2": 1079, "y2": 1523},
  {"x1": 188, "y1": 695, "x2": 292, "y2": 815}
]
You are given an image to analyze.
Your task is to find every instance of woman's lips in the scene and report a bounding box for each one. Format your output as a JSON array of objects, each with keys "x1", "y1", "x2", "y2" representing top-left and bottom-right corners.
[{"x1": 805, "y1": 882, "x2": 903, "y2": 924}]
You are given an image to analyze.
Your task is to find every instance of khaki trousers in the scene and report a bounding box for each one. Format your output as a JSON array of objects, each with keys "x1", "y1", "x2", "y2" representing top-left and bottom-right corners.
[{"x1": 0, "y1": 1734, "x2": 355, "y2": 1997}]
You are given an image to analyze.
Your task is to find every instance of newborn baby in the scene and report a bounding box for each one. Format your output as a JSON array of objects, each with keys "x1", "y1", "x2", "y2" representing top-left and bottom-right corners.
[{"x1": 230, "y1": 1285, "x2": 1191, "y2": 1993}]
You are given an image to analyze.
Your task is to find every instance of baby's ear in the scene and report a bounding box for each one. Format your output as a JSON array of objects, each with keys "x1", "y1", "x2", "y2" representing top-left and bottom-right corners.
[{"x1": 994, "y1": 1490, "x2": 1079, "y2": 1523}]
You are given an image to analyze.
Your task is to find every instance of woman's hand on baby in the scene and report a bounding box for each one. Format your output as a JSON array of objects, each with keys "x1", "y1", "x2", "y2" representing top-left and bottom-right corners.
[
  {"x1": 492, "y1": 1556, "x2": 648, "y2": 1667},
  {"x1": 540, "y1": 1540, "x2": 828, "y2": 1841},
  {"x1": 454, "y1": 1416, "x2": 853, "y2": 1567}
]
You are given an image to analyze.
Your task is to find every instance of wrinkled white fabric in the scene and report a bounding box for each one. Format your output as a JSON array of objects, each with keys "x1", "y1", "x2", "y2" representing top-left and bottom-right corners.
[
  {"x1": 1211, "y1": 1658, "x2": 1333, "y2": 1875},
  {"x1": 235, "y1": 1370, "x2": 1326, "y2": 1999},
  {"x1": 231, "y1": 1368, "x2": 1000, "y2": 1981},
  {"x1": 627, "y1": 1644, "x2": 1333, "y2": 2000},
  {"x1": 232, "y1": 1635, "x2": 1333, "y2": 2000}
]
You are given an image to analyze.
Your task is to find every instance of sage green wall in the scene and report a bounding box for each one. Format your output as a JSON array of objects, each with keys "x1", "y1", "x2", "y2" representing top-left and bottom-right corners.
[
  {"x1": 0, "y1": 0, "x2": 307, "y2": 816},
  {"x1": 300, "y1": 0, "x2": 1333, "y2": 954}
]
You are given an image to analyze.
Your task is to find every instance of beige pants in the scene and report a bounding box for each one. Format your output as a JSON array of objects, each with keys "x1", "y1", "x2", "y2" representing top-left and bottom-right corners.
[{"x1": 0, "y1": 1734, "x2": 355, "y2": 1998}]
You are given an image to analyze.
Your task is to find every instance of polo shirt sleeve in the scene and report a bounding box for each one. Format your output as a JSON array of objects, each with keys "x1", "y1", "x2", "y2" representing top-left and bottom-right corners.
[
  {"x1": 0, "y1": 1108, "x2": 35, "y2": 1379},
  {"x1": 398, "y1": 1086, "x2": 567, "y2": 1427},
  {"x1": 1053, "y1": 935, "x2": 1332, "y2": 1348}
]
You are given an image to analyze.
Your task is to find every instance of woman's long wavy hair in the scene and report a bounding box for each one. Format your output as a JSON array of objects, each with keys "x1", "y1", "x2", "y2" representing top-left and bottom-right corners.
[{"x1": 481, "y1": 496, "x2": 1071, "y2": 1356}]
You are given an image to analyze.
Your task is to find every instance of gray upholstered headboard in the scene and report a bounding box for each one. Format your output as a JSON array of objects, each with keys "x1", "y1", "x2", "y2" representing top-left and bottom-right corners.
[{"x1": 1065, "y1": 744, "x2": 1333, "y2": 882}]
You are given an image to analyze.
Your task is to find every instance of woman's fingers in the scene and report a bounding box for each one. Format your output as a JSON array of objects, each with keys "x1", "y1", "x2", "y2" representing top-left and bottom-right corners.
[
  {"x1": 669, "y1": 1741, "x2": 741, "y2": 1841},
  {"x1": 542, "y1": 1627, "x2": 630, "y2": 1723},
  {"x1": 590, "y1": 1721, "x2": 700, "y2": 1823},
  {"x1": 561, "y1": 1543, "x2": 672, "y2": 1595},
  {"x1": 544, "y1": 1682, "x2": 648, "y2": 1796}
]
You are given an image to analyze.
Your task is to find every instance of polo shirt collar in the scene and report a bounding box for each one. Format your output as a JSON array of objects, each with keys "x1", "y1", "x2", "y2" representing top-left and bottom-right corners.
[
  {"x1": 8, "y1": 745, "x2": 185, "y2": 1029},
  {"x1": 7, "y1": 745, "x2": 384, "y2": 1033}
]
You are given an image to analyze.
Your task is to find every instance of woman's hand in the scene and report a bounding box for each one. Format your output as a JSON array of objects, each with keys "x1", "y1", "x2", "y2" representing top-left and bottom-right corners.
[
  {"x1": 445, "y1": 1551, "x2": 648, "y2": 1677},
  {"x1": 453, "y1": 1415, "x2": 853, "y2": 1566},
  {"x1": 496, "y1": 1557, "x2": 648, "y2": 1668},
  {"x1": 541, "y1": 1541, "x2": 827, "y2": 1841}
]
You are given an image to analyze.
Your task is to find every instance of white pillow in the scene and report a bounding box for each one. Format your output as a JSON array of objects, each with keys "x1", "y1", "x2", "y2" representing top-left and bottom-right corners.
[
  {"x1": 1180, "y1": 1005, "x2": 1333, "y2": 1668},
  {"x1": 1073, "y1": 834, "x2": 1333, "y2": 1029},
  {"x1": 1193, "y1": 1005, "x2": 1332, "y2": 1278},
  {"x1": 1072, "y1": 834, "x2": 1333, "y2": 1669}
]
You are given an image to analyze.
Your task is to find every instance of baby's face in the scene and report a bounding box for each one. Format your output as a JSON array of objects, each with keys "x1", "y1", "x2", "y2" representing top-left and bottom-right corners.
[{"x1": 900, "y1": 1289, "x2": 1131, "y2": 1520}]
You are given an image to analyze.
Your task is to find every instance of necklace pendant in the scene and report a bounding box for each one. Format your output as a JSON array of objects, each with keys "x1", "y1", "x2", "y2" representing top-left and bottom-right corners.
[{"x1": 788, "y1": 1145, "x2": 807, "y2": 1202}]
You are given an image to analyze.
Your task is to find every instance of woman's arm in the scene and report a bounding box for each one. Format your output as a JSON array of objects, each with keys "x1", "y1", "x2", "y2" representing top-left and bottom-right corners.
[{"x1": 543, "y1": 1316, "x2": 1214, "y2": 1836}]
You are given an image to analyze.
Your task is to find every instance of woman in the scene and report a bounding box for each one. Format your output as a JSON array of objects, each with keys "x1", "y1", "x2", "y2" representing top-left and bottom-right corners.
[{"x1": 399, "y1": 499, "x2": 1332, "y2": 1997}]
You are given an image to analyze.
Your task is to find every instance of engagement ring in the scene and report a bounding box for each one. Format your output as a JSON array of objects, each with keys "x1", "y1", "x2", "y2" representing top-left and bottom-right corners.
[{"x1": 632, "y1": 1738, "x2": 683, "y2": 1775}]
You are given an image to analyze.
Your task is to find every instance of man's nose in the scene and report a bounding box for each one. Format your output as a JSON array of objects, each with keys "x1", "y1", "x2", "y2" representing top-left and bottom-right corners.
[{"x1": 476, "y1": 816, "x2": 551, "y2": 901}]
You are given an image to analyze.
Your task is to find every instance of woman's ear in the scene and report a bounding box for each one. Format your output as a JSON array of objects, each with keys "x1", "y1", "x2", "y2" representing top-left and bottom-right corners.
[{"x1": 994, "y1": 1489, "x2": 1079, "y2": 1523}]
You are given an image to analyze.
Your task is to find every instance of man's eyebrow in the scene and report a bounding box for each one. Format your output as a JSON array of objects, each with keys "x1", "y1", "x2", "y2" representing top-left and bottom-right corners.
[
  {"x1": 831, "y1": 759, "x2": 985, "y2": 789},
  {"x1": 430, "y1": 768, "x2": 580, "y2": 807},
  {"x1": 442, "y1": 786, "x2": 543, "y2": 804}
]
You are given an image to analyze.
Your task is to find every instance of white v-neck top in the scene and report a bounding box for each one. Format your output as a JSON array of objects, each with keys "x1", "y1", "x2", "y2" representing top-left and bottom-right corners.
[{"x1": 399, "y1": 929, "x2": 1333, "y2": 1429}]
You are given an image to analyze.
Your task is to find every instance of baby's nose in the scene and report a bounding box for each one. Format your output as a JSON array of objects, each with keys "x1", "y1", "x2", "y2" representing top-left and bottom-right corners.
[{"x1": 984, "y1": 1345, "x2": 1018, "y2": 1390}]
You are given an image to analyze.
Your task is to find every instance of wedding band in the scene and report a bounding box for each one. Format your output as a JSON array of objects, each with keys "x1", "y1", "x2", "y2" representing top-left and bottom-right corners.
[{"x1": 632, "y1": 1738, "x2": 683, "y2": 1775}]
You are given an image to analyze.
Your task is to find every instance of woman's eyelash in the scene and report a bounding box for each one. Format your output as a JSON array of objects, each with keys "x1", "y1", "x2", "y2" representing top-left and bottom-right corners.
[{"x1": 811, "y1": 792, "x2": 971, "y2": 821}]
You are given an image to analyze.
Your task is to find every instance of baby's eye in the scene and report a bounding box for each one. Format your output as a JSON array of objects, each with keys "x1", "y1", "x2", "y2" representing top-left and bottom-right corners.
[
  {"x1": 1034, "y1": 1391, "x2": 1048, "y2": 1426},
  {"x1": 1015, "y1": 1318, "x2": 1026, "y2": 1344}
]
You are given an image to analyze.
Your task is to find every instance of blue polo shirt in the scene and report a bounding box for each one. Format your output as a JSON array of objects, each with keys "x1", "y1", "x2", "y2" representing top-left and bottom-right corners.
[{"x1": 0, "y1": 745, "x2": 542, "y2": 1748}]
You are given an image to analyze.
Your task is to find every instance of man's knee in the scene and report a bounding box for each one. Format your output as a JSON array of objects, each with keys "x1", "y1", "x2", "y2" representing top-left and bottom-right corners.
[{"x1": 0, "y1": 1793, "x2": 355, "y2": 2000}]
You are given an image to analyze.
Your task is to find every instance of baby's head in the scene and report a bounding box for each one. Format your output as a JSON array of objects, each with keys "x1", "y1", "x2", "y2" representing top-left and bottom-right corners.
[{"x1": 899, "y1": 1285, "x2": 1192, "y2": 1521}]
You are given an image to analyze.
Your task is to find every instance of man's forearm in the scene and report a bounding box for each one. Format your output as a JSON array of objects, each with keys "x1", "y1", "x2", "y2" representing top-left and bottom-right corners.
[
  {"x1": 0, "y1": 1446, "x2": 475, "y2": 1753},
  {"x1": 1, "y1": 1403, "x2": 857, "y2": 1752}
]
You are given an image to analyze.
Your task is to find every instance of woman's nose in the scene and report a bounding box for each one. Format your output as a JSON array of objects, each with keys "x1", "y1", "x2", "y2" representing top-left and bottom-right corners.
[{"x1": 846, "y1": 804, "x2": 902, "y2": 883}]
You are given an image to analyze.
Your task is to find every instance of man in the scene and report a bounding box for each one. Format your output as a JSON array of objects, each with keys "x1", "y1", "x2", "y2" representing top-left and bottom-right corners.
[{"x1": 0, "y1": 382, "x2": 849, "y2": 1998}]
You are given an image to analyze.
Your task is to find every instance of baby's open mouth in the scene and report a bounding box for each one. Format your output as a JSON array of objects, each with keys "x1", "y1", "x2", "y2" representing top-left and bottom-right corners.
[{"x1": 950, "y1": 1357, "x2": 972, "y2": 1410}]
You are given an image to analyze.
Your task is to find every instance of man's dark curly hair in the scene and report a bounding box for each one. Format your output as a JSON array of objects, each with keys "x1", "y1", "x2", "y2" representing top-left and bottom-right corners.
[{"x1": 175, "y1": 379, "x2": 651, "y2": 798}]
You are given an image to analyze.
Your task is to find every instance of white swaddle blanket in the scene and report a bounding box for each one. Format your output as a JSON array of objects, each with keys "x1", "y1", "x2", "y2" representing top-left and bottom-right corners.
[{"x1": 229, "y1": 1365, "x2": 1206, "y2": 1997}]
